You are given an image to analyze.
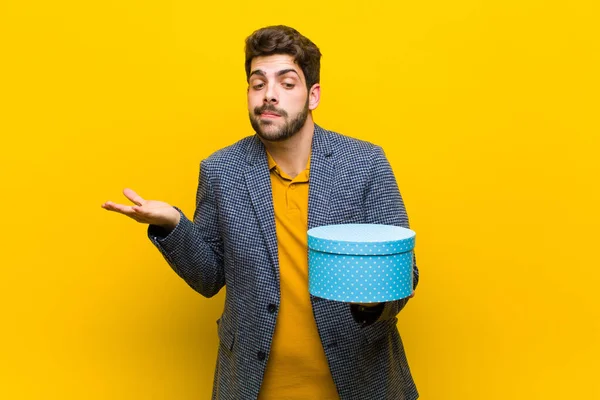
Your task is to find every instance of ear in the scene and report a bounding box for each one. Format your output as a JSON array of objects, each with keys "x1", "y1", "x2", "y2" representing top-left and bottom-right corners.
[{"x1": 308, "y1": 83, "x2": 321, "y2": 111}]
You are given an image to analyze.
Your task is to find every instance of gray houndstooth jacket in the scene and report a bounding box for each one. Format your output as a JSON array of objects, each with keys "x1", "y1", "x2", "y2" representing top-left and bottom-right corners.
[{"x1": 148, "y1": 124, "x2": 419, "y2": 399}]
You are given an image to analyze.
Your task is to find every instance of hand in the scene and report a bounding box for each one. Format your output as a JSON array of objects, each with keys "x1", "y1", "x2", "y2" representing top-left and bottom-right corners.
[{"x1": 101, "y1": 188, "x2": 181, "y2": 231}]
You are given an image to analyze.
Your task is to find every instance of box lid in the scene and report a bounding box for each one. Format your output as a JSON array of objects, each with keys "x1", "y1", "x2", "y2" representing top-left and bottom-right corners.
[{"x1": 307, "y1": 224, "x2": 415, "y2": 256}]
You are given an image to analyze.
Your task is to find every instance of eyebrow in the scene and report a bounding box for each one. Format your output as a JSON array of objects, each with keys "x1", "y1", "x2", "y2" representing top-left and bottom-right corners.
[{"x1": 249, "y1": 68, "x2": 302, "y2": 80}]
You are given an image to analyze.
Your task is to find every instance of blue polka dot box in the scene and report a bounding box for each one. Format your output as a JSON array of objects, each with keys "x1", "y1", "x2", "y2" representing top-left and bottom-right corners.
[{"x1": 307, "y1": 224, "x2": 415, "y2": 303}]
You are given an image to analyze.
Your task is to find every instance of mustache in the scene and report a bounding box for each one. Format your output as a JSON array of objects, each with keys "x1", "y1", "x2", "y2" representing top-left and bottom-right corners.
[{"x1": 254, "y1": 104, "x2": 288, "y2": 117}]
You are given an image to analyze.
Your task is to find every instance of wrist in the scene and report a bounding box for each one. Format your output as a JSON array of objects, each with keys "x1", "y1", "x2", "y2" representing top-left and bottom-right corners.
[{"x1": 158, "y1": 208, "x2": 181, "y2": 232}]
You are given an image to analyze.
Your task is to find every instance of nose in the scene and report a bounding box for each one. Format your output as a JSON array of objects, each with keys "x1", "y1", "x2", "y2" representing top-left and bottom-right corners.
[{"x1": 264, "y1": 84, "x2": 278, "y2": 104}]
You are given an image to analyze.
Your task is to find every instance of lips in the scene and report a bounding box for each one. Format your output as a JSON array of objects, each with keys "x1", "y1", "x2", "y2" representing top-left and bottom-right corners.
[
  {"x1": 255, "y1": 105, "x2": 286, "y2": 118},
  {"x1": 260, "y1": 112, "x2": 281, "y2": 118}
]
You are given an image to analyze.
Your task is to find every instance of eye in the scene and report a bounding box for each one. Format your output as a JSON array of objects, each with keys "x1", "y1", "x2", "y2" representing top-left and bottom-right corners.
[
  {"x1": 252, "y1": 83, "x2": 265, "y2": 90},
  {"x1": 283, "y1": 83, "x2": 295, "y2": 89}
]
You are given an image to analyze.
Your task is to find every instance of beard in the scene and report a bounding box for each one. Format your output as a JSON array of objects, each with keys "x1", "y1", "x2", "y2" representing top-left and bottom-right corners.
[{"x1": 249, "y1": 99, "x2": 309, "y2": 142}]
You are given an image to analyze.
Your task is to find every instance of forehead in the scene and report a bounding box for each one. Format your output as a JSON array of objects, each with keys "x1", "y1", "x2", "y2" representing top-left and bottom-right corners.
[{"x1": 250, "y1": 54, "x2": 305, "y2": 80}]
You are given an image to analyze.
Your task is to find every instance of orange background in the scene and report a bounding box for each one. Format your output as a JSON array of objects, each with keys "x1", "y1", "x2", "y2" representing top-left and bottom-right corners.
[{"x1": 1, "y1": 0, "x2": 599, "y2": 398}]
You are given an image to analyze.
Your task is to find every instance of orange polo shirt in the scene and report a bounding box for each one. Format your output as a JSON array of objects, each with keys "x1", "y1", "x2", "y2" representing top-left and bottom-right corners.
[{"x1": 258, "y1": 152, "x2": 339, "y2": 400}]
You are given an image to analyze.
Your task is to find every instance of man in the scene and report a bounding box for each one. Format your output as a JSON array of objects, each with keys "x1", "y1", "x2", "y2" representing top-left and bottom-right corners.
[{"x1": 102, "y1": 25, "x2": 419, "y2": 400}]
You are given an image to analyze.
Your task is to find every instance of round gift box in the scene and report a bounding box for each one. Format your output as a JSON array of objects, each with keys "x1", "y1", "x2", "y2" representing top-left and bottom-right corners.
[{"x1": 307, "y1": 224, "x2": 415, "y2": 303}]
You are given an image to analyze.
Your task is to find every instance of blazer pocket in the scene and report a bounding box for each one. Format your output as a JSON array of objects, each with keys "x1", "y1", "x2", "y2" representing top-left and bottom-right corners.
[
  {"x1": 217, "y1": 318, "x2": 236, "y2": 351},
  {"x1": 361, "y1": 317, "x2": 398, "y2": 345}
]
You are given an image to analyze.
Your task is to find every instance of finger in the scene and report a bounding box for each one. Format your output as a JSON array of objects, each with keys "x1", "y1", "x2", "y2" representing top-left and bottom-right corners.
[
  {"x1": 131, "y1": 205, "x2": 149, "y2": 216},
  {"x1": 102, "y1": 201, "x2": 137, "y2": 217},
  {"x1": 123, "y1": 188, "x2": 146, "y2": 206}
]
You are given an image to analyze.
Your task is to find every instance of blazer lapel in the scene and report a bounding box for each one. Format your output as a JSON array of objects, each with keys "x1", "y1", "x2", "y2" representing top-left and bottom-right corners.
[
  {"x1": 244, "y1": 136, "x2": 280, "y2": 278},
  {"x1": 308, "y1": 125, "x2": 334, "y2": 230}
]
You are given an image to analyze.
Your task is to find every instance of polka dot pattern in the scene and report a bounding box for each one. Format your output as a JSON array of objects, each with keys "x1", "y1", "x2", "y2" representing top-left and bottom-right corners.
[{"x1": 307, "y1": 224, "x2": 415, "y2": 302}]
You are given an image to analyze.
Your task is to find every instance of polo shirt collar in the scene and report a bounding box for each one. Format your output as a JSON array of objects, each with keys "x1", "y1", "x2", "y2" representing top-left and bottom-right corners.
[{"x1": 266, "y1": 150, "x2": 310, "y2": 182}]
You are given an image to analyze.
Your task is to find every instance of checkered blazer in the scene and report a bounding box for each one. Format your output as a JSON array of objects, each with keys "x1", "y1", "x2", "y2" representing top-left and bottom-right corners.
[{"x1": 148, "y1": 124, "x2": 419, "y2": 399}]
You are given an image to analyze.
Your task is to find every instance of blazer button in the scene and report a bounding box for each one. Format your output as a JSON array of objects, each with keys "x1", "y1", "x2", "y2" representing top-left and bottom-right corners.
[
  {"x1": 267, "y1": 304, "x2": 277, "y2": 313},
  {"x1": 257, "y1": 351, "x2": 266, "y2": 361}
]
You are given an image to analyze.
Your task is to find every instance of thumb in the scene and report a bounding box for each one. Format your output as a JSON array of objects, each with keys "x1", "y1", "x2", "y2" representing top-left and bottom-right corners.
[{"x1": 123, "y1": 188, "x2": 146, "y2": 206}]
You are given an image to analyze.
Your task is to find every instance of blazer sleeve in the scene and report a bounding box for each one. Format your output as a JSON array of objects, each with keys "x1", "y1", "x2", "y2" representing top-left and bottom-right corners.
[
  {"x1": 350, "y1": 145, "x2": 420, "y2": 325},
  {"x1": 147, "y1": 160, "x2": 225, "y2": 298}
]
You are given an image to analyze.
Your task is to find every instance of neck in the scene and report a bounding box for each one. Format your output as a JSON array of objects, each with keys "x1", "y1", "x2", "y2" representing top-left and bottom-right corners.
[{"x1": 259, "y1": 117, "x2": 315, "y2": 179}]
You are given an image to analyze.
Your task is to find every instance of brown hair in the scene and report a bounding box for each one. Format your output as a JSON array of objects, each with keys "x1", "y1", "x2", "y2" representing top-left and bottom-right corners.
[{"x1": 245, "y1": 25, "x2": 322, "y2": 90}]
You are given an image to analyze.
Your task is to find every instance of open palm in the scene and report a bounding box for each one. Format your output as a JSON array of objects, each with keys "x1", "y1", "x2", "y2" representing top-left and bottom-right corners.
[{"x1": 101, "y1": 188, "x2": 180, "y2": 230}]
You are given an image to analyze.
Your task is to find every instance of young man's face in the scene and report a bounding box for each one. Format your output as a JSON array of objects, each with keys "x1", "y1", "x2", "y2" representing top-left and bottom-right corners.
[{"x1": 247, "y1": 54, "x2": 319, "y2": 142}]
